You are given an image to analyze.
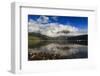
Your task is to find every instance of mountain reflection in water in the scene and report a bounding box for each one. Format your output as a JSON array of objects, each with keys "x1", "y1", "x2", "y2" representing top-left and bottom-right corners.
[{"x1": 28, "y1": 41, "x2": 88, "y2": 60}]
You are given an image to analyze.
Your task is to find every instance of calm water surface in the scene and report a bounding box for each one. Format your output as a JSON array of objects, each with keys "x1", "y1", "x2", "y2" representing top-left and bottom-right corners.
[{"x1": 28, "y1": 41, "x2": 88, "y2": 60}]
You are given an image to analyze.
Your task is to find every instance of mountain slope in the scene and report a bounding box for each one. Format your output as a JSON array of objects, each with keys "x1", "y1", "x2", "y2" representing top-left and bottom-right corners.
[{"x1": 29, "y1": 32, "x2": 87, "y2": 40}]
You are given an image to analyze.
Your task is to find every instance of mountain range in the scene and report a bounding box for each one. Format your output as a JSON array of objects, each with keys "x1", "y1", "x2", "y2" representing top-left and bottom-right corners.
[{"x1": 29, "y1": 32, "x2": 88, "y2": 41}]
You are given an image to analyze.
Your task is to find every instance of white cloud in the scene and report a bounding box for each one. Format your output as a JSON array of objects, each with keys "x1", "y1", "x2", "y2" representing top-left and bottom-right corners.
[
  {"x1": 37, "y1": 16, "x2": 49, "y2": 24},
  {"x1": 28, "y1": 16, "x2": 87, "y2": 37}
]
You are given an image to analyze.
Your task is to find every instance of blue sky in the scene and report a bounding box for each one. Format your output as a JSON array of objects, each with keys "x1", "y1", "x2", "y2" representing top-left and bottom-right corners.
[{"x1": 28, "y1": 15, "x2": 88, "y2": 31}]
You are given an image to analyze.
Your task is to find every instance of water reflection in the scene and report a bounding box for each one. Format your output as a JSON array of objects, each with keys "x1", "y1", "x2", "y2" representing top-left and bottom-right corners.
[{"x1": 28, "y1": 41, "x2": 88, "y2": 60}]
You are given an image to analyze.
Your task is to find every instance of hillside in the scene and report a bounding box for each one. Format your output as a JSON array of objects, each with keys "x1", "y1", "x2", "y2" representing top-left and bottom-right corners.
[{"x1": 29, "y1": 32, "x2": 88, "y2": 41}]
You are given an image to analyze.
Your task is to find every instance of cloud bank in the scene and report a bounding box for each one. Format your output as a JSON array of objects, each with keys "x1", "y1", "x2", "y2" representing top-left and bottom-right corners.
[{"x1": 28, "y1": 16, "x2": 87, "y2": 37}]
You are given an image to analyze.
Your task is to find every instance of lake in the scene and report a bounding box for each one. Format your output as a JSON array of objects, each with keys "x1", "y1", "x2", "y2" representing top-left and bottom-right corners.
[{"x1": 28, "y1": 40, "x2": 88, "y2": 60}]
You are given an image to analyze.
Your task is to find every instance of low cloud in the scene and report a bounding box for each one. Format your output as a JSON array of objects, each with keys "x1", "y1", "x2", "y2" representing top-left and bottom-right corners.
[{"x1": 28, "y1": 16, "x2": 86, "y2": 37}]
